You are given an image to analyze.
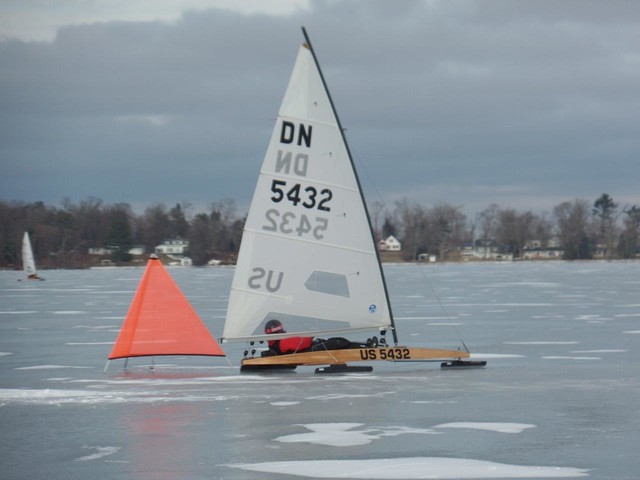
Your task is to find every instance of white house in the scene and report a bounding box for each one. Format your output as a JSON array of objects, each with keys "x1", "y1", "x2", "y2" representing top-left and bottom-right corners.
[
  {"x1": 88, "y1": 247, "x2": 113, "y2": 256},
  {"x1": 155, "y1": 238, "x2": 189, "y2": 256},
  {"x1": 128, "y1": 245, "x2": 146, "y2": 256},
  {"x1": 385, "y1": 236, "x2": 401, "y2": 251}
]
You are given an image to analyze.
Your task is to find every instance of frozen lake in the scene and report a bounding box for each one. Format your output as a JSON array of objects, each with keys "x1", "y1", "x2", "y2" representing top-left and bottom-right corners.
[{"x1": 1, "y1": 261, "x2": 638, "y2": 479}]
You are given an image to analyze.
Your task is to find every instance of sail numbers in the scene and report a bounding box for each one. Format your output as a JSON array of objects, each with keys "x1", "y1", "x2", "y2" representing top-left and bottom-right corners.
[
  {"x1": 263, "y1": 209, "x2": 328, "y2": 239},
  {"x1": 271, "y1": 179, "x2": 332, "y2": 211},
  {"x1": 359, "y1": 348, "x2": 411, "y2": 361}
]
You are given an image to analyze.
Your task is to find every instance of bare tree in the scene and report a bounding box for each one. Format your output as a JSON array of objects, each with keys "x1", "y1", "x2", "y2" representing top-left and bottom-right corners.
[
  {"x1": 136, "y1": 203, "x2": 171, "y2": 253},
  {"x1": 394, "y1": 198, "x2": 428, "y2": 261},
  {"x1": 428, "y1": 203, "x2": 467, "y2": 260},
  {"x1": 477, "y1": 204, "x2": 500, "y2": 258},
  {"x1": 368, "y1": 201, "x2": 385, "y2": 240},
  {"x1": 554, "y1": 199, "x2": 593, "y2": 259},
  {"x1": 495, "y1": 209, "x2": 535, "y2": 258}
]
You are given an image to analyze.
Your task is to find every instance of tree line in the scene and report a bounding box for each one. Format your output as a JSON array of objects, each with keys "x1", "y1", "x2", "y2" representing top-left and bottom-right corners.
[
  {"x1": 1, "y1": 193, "x2": 638, "y2": 269},
  {"x1": 375, "y1": 193, "x2": 639, "y2": 261},
  {"x1": 0, "y1": 197, "x2": 243, "y2": 269}
]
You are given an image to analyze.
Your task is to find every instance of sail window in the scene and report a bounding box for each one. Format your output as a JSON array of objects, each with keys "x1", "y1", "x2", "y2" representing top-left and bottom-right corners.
[{"x1": 304, "y1": 271, "x2": 350, "y2": 297}]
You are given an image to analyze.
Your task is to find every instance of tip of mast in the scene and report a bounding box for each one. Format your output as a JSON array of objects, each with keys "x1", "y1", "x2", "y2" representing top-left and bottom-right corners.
[{"x1": 301, "y1": 26, "x2": 311, "y2": 48}]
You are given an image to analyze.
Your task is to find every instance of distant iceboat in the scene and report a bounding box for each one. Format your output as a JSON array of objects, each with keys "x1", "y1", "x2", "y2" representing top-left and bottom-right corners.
[
  {"x1": 22, "y1": 232, "x2": 44, "y2": 281},
  {"x1": 106, "y1": 255, "x2": 226, "y2": 369}
]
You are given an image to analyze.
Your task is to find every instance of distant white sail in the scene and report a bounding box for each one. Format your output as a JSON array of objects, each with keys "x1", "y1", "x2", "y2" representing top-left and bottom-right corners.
[
  {"x1": 222, "y1": 44, "x2": 392, "y2": 342},
  {"x1": 22, "y1": 232, "x2": 38, "y2": 278}
]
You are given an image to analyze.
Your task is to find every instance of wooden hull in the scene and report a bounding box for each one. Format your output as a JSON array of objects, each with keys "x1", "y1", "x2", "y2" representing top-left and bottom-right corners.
[{"x1": 241, "y1": 346, "x2": 469, "y2": 368}]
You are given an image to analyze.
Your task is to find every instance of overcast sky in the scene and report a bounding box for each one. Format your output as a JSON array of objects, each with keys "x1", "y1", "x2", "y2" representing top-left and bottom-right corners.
[{"x1": 1, "y1": 0, "x2": 639, "y2": 218}]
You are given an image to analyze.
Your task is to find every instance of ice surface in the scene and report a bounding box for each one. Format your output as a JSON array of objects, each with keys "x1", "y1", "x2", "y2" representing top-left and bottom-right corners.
[
  {"x1": 2, "y1": 262, "x2": 639, "y2": 479},
  {"x1": 0, "y1": 310, "x2": 38, "y2": 314},
  {"x1": 226, "y1": 457, "x2": 588, "y2": 478}
]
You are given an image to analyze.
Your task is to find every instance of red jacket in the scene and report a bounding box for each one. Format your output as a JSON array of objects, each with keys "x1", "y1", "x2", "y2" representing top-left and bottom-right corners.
[{"x1": 269, "y1": 336, "x2": 313, "y2": 354}]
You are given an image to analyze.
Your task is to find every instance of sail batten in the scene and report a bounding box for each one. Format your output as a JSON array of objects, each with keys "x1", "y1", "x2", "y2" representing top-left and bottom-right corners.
[
  {"x1": 223, "y1": 325, "x2": 390, "y2": 344},
  {"x1": 258, "y1": 171, "x2": 360, "y2": 193},
  {"x1": 277, "y1": 113, "x2": 339, "y2": 129},
  {"x1": 243, "y1": 228, "x2": 380, "y2": 255}
]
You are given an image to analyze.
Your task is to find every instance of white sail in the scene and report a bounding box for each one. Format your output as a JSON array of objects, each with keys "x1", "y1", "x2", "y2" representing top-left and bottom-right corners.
[
  {"x1": 222, "y1": 42, "x2": 392, "y2": 342},
  {"x1": 22, "y1": 232, "x2": 38, "y2": 278}
]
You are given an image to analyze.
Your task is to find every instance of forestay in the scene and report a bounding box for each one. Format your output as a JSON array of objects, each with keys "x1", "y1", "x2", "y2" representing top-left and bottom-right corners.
[{"x1": 222, "y1": 42, "x2": 393, "y2": 342}]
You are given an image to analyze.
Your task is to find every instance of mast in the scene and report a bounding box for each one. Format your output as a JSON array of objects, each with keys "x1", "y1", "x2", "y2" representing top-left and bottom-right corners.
[{"x1": 301, "y1": 27, "x2": 399, "y2": 345}]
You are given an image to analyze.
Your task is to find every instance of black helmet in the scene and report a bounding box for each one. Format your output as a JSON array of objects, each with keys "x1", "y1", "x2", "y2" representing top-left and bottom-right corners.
[{"x1": 265, "y1": 319, "x2": 285, "y2": 334}]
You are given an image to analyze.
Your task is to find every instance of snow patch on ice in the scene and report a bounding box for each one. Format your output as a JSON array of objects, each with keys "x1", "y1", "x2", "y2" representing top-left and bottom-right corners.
[
  {"x1": 428, "y1": 322, "x2": 465, "y2": 326},
  {"x1": 52, "y1": 310, "x2": 87, "y2": 315},
  {"x1": 570, "y1": 349, "x2": 626, "y2": 353},
  {"x1": 623, "y1": 330, "x2": 640, "y2": 334},
  {"x1": 307, "y1": 391, "x2": 393, "y2": 401},
  {"x1": 542, "y1": 356, "x2": 601, "y2": 361},
  {"x1": 0, "y1": 387, "x2": 240, "y2": 405},
  {"x1": 271, "y1": 401, "x2": 300, "y2": 406},
  {"x1": 0, "y1": 352, "x2": 13, "y2": 357},
  {"x1": 411, "y1": 400, "x2": 457, "y2": 405},
  {"x1": 470, "y1": 353, "x2": 524, "y2": 359},
  {"x1": 275, "y1": 423, "x2": 440, "y2": 447},
  {"x1": 434, "y1": 422, "x2": 536, "y2": 434},
  {"x1": 74, "y1": 445, "x2": 121, "y2": 462},
  {"x1": 505, "y1": 341, "x2": 579, "y2": 345},
  {"x1": 73, "y1": 325, "x2": 119, "y2": 329},
  {"x1": 226, "y1": 457, "x2": 588, "y2": 478},
  {"x1": 16, "y1": 365, "x2": 93, "y2": 370},
  {"x1": 0, "y1": 311, "x2": 38, "y2": 314}
]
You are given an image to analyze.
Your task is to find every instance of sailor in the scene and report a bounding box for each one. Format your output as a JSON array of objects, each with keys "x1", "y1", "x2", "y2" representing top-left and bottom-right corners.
[
  {"x1": 262, "y1": 319, "x2": 313, "y2": 355},
  {"x1": 261, "y1": 319, "x2": 375, "y2": 357}
]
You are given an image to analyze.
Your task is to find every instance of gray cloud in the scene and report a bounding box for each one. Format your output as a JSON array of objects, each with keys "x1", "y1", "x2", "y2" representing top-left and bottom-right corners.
[{"x1": 1, "y1": 0, "x2": 639, "y2": 216}]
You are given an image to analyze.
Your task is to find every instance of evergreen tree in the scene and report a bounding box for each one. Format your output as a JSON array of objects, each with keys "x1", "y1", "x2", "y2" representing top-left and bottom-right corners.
[
  {"x1": 592, "y1": 193, "x2": 618, "y2": 258},
  {"x1": 169, "y1": 203, "x2": 190, "y2": 238},
  {"x1": 188, "y1": 213, "x2": 213, "y2": 266},
  {"x1": 107, "y1": 205, "x2": 133, "y2": 263},
  {"x1": 618, "y1": 206, "x2": 640, "y2": 259}
]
